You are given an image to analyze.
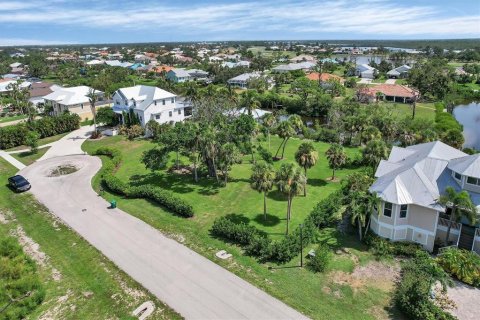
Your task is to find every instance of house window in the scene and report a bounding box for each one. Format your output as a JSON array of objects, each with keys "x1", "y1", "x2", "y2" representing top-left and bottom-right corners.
[
  {"x1": 383, "y1": 202, "x2": 392, "y2": 217},
  {"x1": 139, "y1": 116, "x2": 142, "y2": 122},
  {"x1": 162, "y1": 100, "x2": 166, "y2": 106},
  {"x1": 115, "y1": 100, "x2": 120, "y2": 105},
  {"x1": 155, "y1": 114, "x2": 160, "y2": 120},
  {"x1": 399, "y1": 204, "x2": 408, "y2": 218},
  {"x1": 171, "y1": 98, "x2": 175, "y2": 103},
  {"x1": 467, "y1": 176, "x2": 480, "y2": 186},
  {"x1": 178, "y1": 109, "x2": 181, "y2": 115},
  {"x1": 169, "y1": 111, "x2": 172, "y2": 117},
  {"x1": 133, "y1": 101, "x2": 136, "y2": 107},
  {"x1": 454, "y1": 172, "x2": 462, "y2": 180},
  {"x1": 80, "y1": 104, "x2": 83, "y2": 109},
  {"x1": 154, "y1": 100, "x2": 157, "y2": 106}
]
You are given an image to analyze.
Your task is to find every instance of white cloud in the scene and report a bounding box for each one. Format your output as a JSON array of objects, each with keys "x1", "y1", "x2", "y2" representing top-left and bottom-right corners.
[
  {"x1": 0, "y1": 38, "x2": 74, "y2": 46},
  {"x1": 0, "y1": 0, "x2": 478, "y2": 38}
]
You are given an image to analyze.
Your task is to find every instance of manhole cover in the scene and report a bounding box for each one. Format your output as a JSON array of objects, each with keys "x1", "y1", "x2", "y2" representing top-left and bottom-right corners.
[{"x1": 48, "y1": 164, "x2": 79, "y2": 177}]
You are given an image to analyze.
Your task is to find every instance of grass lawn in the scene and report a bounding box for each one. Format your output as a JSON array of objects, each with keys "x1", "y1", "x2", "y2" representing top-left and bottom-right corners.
[
  {"x1": 5, "y1": 132, "x2": 69, "y2": 152},
  {"x1": 379, "y1": 101, "x2": 436, "y2": 121},
  {"x1": 0, "y1": 114, "x2": 27, "y2": 123},
  {"x1": 11, "y1": 146, "x2": 50, "y2": 165},
  {"x1": 0, "y1": 158, "x2": 180, "y2": 319},
  {"x1": 82, "y1": 135, "x2": 401, "y2": 319}
]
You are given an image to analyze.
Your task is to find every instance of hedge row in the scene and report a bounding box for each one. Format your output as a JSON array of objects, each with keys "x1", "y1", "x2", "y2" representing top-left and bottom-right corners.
[
  {"x1": 95, "y1": 147, "x2": 194, "y2": 218},
  {"x1": 210, "y1": 192, "x2": 340, "y2": 264},
  {"x1": 364, "y1": 232, "x2": 423, "y2": 258},
  {"x1": 395, "y1": 251, "x2": 456, "y2": 320},
  {"x1": 0, "y1": 113, "x2": 80, "y2": 149}
]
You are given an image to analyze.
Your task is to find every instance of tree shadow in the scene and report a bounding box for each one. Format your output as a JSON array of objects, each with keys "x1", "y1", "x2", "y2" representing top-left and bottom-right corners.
[
  {"x1": 224, "y1": 213, "x2": 250, "y2": 224},
  {"x1": 266, "y1": 189, "x2": 286, "y2": 201},
  {"x1": 253, "y1": 213, "x2": 281, "y2": 227},
  {"x1": 308, "y1": 178, "x2": 327, "y2": 187}
]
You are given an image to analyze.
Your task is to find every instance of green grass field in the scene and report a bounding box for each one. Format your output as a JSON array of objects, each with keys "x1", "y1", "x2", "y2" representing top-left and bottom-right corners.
[
  {"x1": 11, "y1": 146, "x2": 50, "y2": 165},
  {"x1": 82, "y1": 135, "x2": 400, "y2": 319},
  {"x1": 0, "y1": 114, "x2": 27, "y2": 123},
  {"x1": 379, "y1": 101, "x2": 436, "y2": 121},
  {"x1": 0, "y1": 158, "x2": 180, "y2": 319}
]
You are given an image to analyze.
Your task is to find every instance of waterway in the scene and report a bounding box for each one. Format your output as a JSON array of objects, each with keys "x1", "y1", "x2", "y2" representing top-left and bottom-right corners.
[{"x1": 453, "y1": 102, "x2": 480, "y2": 150}]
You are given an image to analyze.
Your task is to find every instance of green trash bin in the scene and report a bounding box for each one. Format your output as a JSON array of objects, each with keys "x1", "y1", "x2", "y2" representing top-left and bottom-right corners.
[{"x1": 110, "y1": 200, "x2": 117, "y2": 209}]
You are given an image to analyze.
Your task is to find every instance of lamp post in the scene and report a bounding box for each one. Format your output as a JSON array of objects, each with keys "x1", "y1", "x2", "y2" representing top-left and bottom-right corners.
[{"x1": 299, "y1": 224, "x2": 304, "y2": 268}]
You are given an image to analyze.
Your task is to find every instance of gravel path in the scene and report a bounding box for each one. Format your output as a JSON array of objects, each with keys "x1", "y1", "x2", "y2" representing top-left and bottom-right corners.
[{"x1": 448, "y1": 280, "x2": 480, "y2": 320}]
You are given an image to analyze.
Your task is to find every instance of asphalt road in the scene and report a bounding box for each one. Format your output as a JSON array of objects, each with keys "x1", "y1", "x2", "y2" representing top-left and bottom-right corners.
[{"x1": 20, "y1": 155, "x2": 308, "y2": 320}]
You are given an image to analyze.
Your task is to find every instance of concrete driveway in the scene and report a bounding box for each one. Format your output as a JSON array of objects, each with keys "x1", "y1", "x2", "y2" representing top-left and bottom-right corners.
[{"x1": 20, "y1": 155, "x2": 307, "y2": 320}]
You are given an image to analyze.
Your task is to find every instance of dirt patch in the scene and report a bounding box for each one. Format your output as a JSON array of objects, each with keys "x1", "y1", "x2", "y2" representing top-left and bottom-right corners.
[
  {"x1": 0, "y1": 210, "x2": 14, "y2": 224},
  {"x1": 331, "y1": 261, "x2": 400, "y2": 293},
  {"x1": 368, "y1": 305, "x2": 391, "y2": 320},
  {"x1": 11, "y1": 225, "x2": 48, "y2": 266},
  {"x1": 47, "y1": 164, "x2": 79, "y2": 177},
  {"x1": 39, "y1": 289, "x2": 73, "y2": 320},
  {"x1": 168, "y1": 164, "x2": 193, "y2": 175}
]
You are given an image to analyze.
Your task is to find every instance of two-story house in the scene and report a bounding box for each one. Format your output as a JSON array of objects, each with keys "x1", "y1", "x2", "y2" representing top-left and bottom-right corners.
[
  {"x1": 43, "y1": 86, "x2": 107, "y2": 120},
  {"x1": 112, "y1": 85, "x2": 188, "y2": 127},
  {"x1": 369, "y1": 141, "x2": 480, "y2": 253}
]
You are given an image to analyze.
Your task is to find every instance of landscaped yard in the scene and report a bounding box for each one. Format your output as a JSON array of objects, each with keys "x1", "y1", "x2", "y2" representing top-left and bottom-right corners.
[
  {"x1": 379, "y1": 101, "x2": 436, "y2": 121},
  {"x1": 11, "y1": 146, "x2": 50, "y2": 165},
  {"x1": 0, "y1": 114, "x2": 27, "y2": 123},
  {"x1": 82, "y1": 134, "x2": 402, "y2": 319},
  {"x1": 5, "y1": 132, "x2": 69, "y2": 152},
  {"x1": 0, "y1": 158, "x2": 179, "y2": 319}
]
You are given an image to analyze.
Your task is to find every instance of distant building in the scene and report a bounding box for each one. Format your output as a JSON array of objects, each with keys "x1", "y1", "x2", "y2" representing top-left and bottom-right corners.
[
  {"x1": 227, "y1": 72, "x2": 264, "y2": 89},
  {"x1": 355, "y1": 64, "x2": 377, "y2": 79},
  {"x1": 166, "y1": 69, "x2": 193, "y2": 83},
  {"x1": 271, "y1": 62, "x2": 316, "y2": 73},
  {"x1": 28, "y1": 82, "x2": 62, "y2": 106},
  {"x1": 366, "y1": 84, "x2": 418, "y2": 103},
  {"x1": 112, "y1": 85, "x2": 188, "y2": 127},
  {"x1": 306, "y1": 72, "x2": 345, "y2": 85},
  {"x1": 290, "y1": 54, "x2": 316, "y2": 63},
  {"x1": 386, "y1": 65, "x2": 411, "y2": 79}
]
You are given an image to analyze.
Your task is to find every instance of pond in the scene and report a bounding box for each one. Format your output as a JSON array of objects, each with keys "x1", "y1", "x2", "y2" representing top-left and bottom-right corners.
[{"x1": 453, "y1": 102, "x2": 480, "y2": 150}]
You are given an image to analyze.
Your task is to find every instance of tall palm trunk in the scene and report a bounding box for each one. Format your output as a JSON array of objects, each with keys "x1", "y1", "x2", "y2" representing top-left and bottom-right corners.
[
  {"x1": 193, "y1": 159, "x2": 198, "y2": 182},
  {"x1": 281, "y1": 137, "x2": 289, "y2": 159},
  {"x1": 286, "y1": 196, "x2": 291, "y2": 234},
  {"x1": 357, "y1": 217, "x2": 363, "y2": 241},
  {"x1": 263, "y1": 192, "x2": 267, "y2": 220},
  {"x1": 274, "y1": 139, "x2": 286, "y2": 159},
  {"x1": 444, "y1": 207, "x2": 456, "y2": 246},
  {"x1": 304, "y1": 167, "x2": 307, "y2": 197},
  {"x1": 332, "y1": 168, "x2": 336, "y2": 179}
]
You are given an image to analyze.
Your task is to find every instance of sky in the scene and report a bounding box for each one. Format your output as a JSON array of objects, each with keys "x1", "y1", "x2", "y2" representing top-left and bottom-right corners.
[{"x1": 0, "y1": 0, "x2": 479, "y2": 46}]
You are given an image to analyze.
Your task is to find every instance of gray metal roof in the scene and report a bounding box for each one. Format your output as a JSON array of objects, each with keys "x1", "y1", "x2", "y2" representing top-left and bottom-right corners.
[
  {"x1": 448, "y1": 154, "x2": 480, "y2": 178},
  {"x1": 369, "y1": 141, "x2": 479, "y2": 211}
]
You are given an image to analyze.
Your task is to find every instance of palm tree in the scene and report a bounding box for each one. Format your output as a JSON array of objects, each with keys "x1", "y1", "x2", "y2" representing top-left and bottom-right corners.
[
  {"x1": 325, "y1": 143, "x2": 347, "y2": 180},
  {"x1": 363, "y1": 192, "x2": 382, "y2": 239},
  {"x1": 438, "y1": 187, "x2": 477, "y2": 246},
  {"x1": 349, "y1": 193, "x2": 366, "y2": 241},
  {"x1": 86, "y1": 88, "x2": 98, "y2": 135},
  {"x1": 262, "y1": 113, "x2": 277, "y2": 151},
  {"x1": 362, "y1": 139, "x2": 389, "y2": 170},
  {"x1": 250, "y1": 161, "x2": 275, "y2": 220},
  {"x1": 240, "y1": 90, "x2": 261, "y2": 116},
  {"x1": 295, "y1": 142, "x2": 318, "y2": 196},
  {"x1": 274, "y1": 121, "x2": 295, "y2": 160},
  {"x1": 275, "y1": 163, "x2": 306, "y2": 234}
]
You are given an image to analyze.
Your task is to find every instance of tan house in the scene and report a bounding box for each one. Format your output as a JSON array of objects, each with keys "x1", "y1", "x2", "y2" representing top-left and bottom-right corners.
[
  {"x1": 43, "y1": 86, "x2": 110, "y2": 120},
  {"x1": 369, "y1": 141, "x2": 480, "y2": 253}
]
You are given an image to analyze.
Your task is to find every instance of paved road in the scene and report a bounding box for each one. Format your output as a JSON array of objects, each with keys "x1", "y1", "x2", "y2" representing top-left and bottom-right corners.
[
  {"x1": 21, "y1": 155, "x2": 307, "y2": 320},
  {"x1": 40, "y1": 125, "x2": 93, "y2": 160}
]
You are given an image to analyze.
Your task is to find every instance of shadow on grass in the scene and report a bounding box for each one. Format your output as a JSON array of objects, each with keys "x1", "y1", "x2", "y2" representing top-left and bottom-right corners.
[
  {"x1": 253, "y1": 213, "x2": 281, "y2": 227},
  {"x1": 266, "y1": 190, "x2": 286, "y2": 201},
  {"x1": 308, "y1": 178, "x2": 327, "y2": 187},
  {"x1": 224, "y1": 213, "x2": 250, "y2": 224}
]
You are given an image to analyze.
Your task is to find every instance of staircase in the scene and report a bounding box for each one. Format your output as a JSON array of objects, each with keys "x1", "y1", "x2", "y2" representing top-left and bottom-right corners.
[{"x1": 458, "y1": 225, "x2": 475, "y2": 250}]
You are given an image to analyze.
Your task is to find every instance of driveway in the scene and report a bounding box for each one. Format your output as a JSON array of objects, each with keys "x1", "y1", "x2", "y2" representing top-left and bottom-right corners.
[
  {"x1": 20, "y1": 155, "x2": 307, "y2": 320},
  {"x1": 448, "y1": 280, "x2": 480, "y2": 320}
]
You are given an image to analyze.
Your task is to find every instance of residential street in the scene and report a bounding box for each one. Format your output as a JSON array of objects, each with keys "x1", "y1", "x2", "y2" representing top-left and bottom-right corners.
[{"x1": 20, "y1": 155, "x2": 308, "y2": 320}]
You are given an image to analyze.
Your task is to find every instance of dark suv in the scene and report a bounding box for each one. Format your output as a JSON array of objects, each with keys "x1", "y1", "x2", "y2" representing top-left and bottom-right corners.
[{"x1": 8, "y1": 175, "x2": 31, "y2": 192}]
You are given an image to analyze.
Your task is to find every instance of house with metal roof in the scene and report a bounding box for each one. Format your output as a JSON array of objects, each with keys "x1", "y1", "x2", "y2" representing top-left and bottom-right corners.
[
  {"x1": 227, "y1": 72, "x2": 265, "y2": 89},
  {"x1": 271, "y1": 62, "x2": 316, "y2": 73},
  {"x1": 166, "y1": 69, "x2": 193, "y2": 83},
  {"x1": 386, "y1": 65, "x2": 411, "y2": 79},
  {"x1": 369, "y1": 141, "x2": 480, "y2": 253},
  {"x1": 355, "y1": 64, "x2": 377, "y2": 79},
  {"x1": 43, "y1": 86, "x2": 108, "y2": 120},
  {"x1": 112, "y1": 85, "x2": 188, "y2": 127}
]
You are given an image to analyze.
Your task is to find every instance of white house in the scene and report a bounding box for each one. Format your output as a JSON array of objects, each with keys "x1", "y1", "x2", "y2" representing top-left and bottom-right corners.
[
  {"x1": 43, "y1": 86, "x2": 107, "y2": 119},
  {"x1": 386, "y1": 65, "x2": 411, "y2": 79},
  {"x1": 369, "y1": 141, "x2": 480, "y2": 253},
  {"x1": 112, "y1": 85, "x2": 188, "y2": 127},
  {"x1": 166, "y1": 69, "x2": 193, "y2": 83},
  {"x1": 355, "y1": 64, "x2": 377, "y2": 79},
  {"x1": 227, "y1": 72, "x2": 264, "y2": 89},
  {"x1": 271, "y1": 62, "x2": 316, "y2": 73}
]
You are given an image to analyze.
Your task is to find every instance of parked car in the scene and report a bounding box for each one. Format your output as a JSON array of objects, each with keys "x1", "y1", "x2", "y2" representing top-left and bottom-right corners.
[{"x1": 8, "y1": 175, "x2": 31, "y2": 192}]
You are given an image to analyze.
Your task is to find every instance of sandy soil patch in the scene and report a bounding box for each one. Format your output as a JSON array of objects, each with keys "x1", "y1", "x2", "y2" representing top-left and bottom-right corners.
[{"x1": 447, "y1": 280, "x2": 480, "y2": 320}]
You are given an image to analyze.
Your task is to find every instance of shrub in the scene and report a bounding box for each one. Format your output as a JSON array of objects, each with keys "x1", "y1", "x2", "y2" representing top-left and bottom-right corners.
[
  {"x1": 96, "y1": 107, "x2": 120, "y2": 126},
  {"x1": 437, "y1": 247, "x2": 480, "y2": 287},
  {"x1": 211, "y1": 217, "x2": 261, "y2": 245},
  {"x1": 126, "y1": 125, "x2": 144, "y2": 140},
  {"x1": 308, "y1": 244, "x2": 332, "y2": 273},
  {"x1": 364, "y1": 232, "x2": 423, "y2": 258},
  {"x1": 0, "y1": 237, "x2": 46, "y2": 319},
  {"x1": 395, "y1": 251, "x2": 455, "y2": 320},
  {"x1": 25, "y1": 131, "x2": 40, "y2": 153},
  {"x1": 309, "y1": 190, "x2": 343, "y2": 228},
  {"x1": 94, "y1": 147, "x2": 194, "y2": 218}
]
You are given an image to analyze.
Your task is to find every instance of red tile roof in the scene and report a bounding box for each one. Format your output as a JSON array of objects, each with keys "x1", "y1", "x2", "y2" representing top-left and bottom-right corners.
[
  {"x1": 307, "y1": 72, "x2": 344, "y2": 83},
  {"x1": 367, "y1": 84, "x2": 418, "y2": 98}
]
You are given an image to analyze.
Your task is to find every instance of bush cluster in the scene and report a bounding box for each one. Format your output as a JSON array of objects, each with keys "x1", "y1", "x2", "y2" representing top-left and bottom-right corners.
[
  {"x1": 307, "y1": 243, "x2": 332, "y2": 273},
  {"x1": 0, "y1": 113, "x2": 80, "y2": 149},
  {"x1": 95, "y1": 147, "x2": 194, "y2": 218},
  {"x1": 309, "y1": 190, "x2": 343, "y2": 228},
  {"x1": 0, "y1": 237, "x2": 46, "y2": 319},
  {"x1": 395, "y1": 251, "x2": 456, "y2": 320},
  {"x1": 211, "y1": 214, "x2": 318, "y2": 264},
  {"x1": 364, "y1": 232, "x2": 423, "y2": 258},
  {"x1": 437, "y1": 247, "x2": 480, "y2": 287}
]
